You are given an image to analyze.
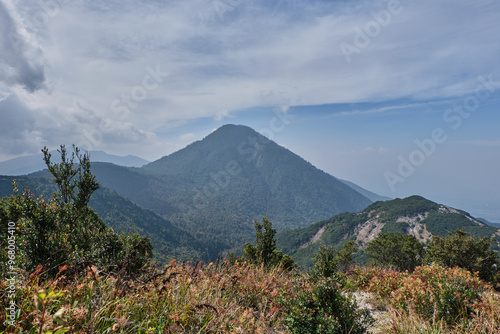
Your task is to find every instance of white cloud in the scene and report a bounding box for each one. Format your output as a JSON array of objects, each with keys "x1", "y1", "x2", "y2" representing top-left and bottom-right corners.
[
  {"x1": 1, "y1": 0, "x2": 500, "y2": 158},
  {"x1": 0, "y1": 0, "x2": 47, "y2": 92}
]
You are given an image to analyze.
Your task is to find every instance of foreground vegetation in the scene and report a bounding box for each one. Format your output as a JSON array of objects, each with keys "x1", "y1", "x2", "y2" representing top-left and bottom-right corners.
[
  {"x1": 0, "y1": 260, "x2": 373, "y2": 333},
  {"x1": 2, "y1": 261, "x2": 500, "y2": 333}
]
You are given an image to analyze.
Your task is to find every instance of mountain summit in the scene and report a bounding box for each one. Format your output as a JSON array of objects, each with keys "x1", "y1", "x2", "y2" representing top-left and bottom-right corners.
[
  {"x1": 141, "y1": 124, "x2": 372, "y2": 222},
  {"x1": 106, "y1": 124, "x2": 373, "y2": 254}
]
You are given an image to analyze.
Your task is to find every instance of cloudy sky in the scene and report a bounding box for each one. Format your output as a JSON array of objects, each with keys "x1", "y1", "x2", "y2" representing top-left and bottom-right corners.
[{"x1": 1, "y1": 0, "x2": 499, "y2": 222}]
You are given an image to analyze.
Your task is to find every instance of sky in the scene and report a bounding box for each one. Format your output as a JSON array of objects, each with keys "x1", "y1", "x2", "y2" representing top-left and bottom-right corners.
[{"x1": 0, "y1": 0, "x2": 499, "y2": 222}]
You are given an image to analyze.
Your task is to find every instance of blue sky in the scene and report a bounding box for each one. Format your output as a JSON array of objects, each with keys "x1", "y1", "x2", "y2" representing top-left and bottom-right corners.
[{"x1": 0, "y1": 0, "x2": 499, "y2": 221}]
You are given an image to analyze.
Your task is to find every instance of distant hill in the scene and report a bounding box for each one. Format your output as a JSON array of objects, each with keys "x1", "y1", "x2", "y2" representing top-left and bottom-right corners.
[
  {"x1": 0, "y1": 150, "x2": 149, "y2": 175},
  {"x1": 277, "y1": 195, "x2": 500, "y2": 269},
  {"x1": 0, "y1": 176, "x2": 204, "y2": 263},
  {"x1": 339, "y1": 179, "x2": 391, "y2": 202},
  {"x1": 87, "y1": 124, "x2": 373, "y2": 254}
]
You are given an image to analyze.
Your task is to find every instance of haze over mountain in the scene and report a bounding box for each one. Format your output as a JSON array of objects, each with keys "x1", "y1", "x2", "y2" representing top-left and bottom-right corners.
[{"x1": 0, "y1": 150, "x2": 149, "y2": 175}]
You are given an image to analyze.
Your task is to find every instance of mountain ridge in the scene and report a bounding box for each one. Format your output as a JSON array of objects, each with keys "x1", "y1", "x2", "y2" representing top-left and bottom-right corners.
[{"x1": 277, "y1": 195, "x2": 500, "y2": 269}]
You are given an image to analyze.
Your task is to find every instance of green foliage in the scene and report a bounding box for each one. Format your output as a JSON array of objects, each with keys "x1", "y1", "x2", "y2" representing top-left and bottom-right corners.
[
  {"x1": 0, "y1": 177, "x2": 205, "y2": 264},
  {"x1": 423, "y1": 212, "x2": 498, "y2": 238},
  {"x1": 425, "y1": 229, "x2": 499, "y2": 282},
  {"x1": 243, "y1": 216, "x2": 296, "y2": 269},
  {"x1": 0, "y1": 145, "x2": 152, "y2": 278},
  {"x1": 368, "y1": 195, "x2": 439, "y2": 223},
  {"x1": 381, "y1": 221, "x2": 409, "y2": 235},
  {"x1": 366, "y1": 233, "x2": 425, "y2": 272},
  {"x1": 336, "y1": 240, "x2": 358, "y2": 273},
  {"x1": 312, "y1": 244, "x2": 338, "y2": 279},
  {"x1": 312, "y1": 241, "x2": 358, "y2": 279},
  {"x1": 280, "y1": 278, "x2": 373, "y2": 333},
  {"x1": 357, "y1": 265, "x2": 487, "y2": 326}
]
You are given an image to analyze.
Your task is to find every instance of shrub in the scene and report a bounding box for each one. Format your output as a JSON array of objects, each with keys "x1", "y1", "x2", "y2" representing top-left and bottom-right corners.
[
  {"x1": 312, "y1": 241, "x2": 357, "y2": 280},
  {"x1": 366, "y1": 232, "x2": 425, "y2": 272},
  {"x1": 280, "y1": 278, "x2": 373, "y2": 334},
  {"x1": 392, "y1": 265, "x2": 486, "y2": 324},
  {"x1": 426, "y1": 229, "x2": 499, "y2": 282},
  {"x1": 356, "y1": 264, "x2": 489, "y2": 325}
]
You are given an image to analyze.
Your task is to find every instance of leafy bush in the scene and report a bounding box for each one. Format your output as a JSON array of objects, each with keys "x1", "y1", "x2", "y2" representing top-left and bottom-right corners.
[
  {"x1": 426, "y1": 229, "x2": 499, "y2": 282},
  {"x1": 366, "y1": 232, "x2": 425, "y2": 272},
  {"x1": 312, "y1": 241, "x2": 357, "y2": 279},
  {"x1": 354, "y1": 266, "x2": 406, "y2": 297},
  {"x1": 279, "y1": 277, "x2": 373, "y2": 334},
  {"x1": 356, "y1": 264, "x2": 488, "y2": 325},
  {"x1": 312, "y1": 244, "x2": 338, "y2": 278},
  {"x1": 395, "y1": 265, "x2": 486, "y2": 324}
]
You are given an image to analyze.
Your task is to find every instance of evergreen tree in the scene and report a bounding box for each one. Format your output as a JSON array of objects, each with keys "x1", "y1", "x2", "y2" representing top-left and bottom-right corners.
[{"x1": 243, "y1": 216, "x2": 295, "y2": 269}]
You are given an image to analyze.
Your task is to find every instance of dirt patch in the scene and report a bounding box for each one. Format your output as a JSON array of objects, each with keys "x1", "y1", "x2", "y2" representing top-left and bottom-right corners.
[
  {"x1": 300, "y1": 225, "x2": 326, "y2": 249},
  {"x1": 352, "y1": 291, "x2": 390, "y2": 333}
]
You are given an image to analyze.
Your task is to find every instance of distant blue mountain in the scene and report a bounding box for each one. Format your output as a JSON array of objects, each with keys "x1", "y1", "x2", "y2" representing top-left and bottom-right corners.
[
  {"x1": 339, "y1": 179, "x2": 391, "y2": 203},
  {"x1": 0, "y1": 150, "x2": 149, "y2": 175}
]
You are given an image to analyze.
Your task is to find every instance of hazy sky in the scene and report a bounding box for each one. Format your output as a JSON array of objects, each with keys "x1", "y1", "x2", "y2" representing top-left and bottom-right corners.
[{"x1": 0, "y1": 0, "x2": 499, "y2": 222}]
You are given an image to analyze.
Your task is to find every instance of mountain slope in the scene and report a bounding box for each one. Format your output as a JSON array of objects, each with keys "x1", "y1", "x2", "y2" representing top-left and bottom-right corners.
[
  {"x1": 129, "y1": 124, "x2": 373, "y2": 252},
  {"x1": 277, "y1": 195, "x2": 500, "y2": 269},
  {"x1": 0, "y1": 176, "x2": 204, "y2": 263},
  {"x1": 339, "y1": 179, "x2": 391, "y2": 202}
]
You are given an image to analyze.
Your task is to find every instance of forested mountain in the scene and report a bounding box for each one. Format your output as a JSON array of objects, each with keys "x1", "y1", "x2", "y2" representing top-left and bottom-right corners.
[
  {"x1": 277, "y1": 195, "x2": 500, "y2": 269},
  {"x1": 88, "y1": 124, "x2": 373, "y2": 254},
  {"x1": 1, "y1": 124, "x2": 384, "y2": 260}
]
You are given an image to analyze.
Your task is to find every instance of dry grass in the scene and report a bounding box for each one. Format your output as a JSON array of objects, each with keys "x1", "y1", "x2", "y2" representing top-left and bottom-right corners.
[
  {"x1": 2, "y1": 262, "x2": 500, "y2": 333},
  {"x1": 353, "y1": 265, "x2": 500, "y2": 334},
  {"x1": 1, "y1": 260, "x2": 301, "y2": 333}
]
